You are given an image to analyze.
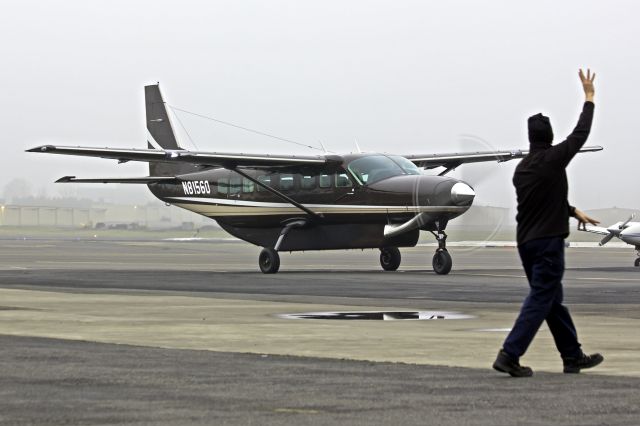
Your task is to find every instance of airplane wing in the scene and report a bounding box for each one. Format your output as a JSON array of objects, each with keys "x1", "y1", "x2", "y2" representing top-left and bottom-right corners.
[
  {"x1": 55, "y1": 176, "x2": 177, "y2": 184},
  {"x1": 404, "y1": 145, "x2": 603, "y2": 172},
  {"x1": 579, "y1": 224, "x2": 611, "y2": 236},
  {"x1": 27, "y1": 145, "x2": 334, "y2": 168}
]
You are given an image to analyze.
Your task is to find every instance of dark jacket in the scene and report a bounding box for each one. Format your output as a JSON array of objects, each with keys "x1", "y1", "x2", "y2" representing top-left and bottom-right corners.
[{"x1": 513, "y1": 102, "x2": 595, "y2": 245}]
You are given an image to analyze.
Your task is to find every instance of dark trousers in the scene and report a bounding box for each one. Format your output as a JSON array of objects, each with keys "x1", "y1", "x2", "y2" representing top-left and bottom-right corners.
[{"x1": 503, "y1": 237, "x2": 582, "y2": 360}]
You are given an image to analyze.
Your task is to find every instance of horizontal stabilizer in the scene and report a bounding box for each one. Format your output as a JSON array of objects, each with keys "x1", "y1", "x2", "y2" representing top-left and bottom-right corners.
[{"x1": 55, "y1": 176, "x2": 176, "y2": 184}]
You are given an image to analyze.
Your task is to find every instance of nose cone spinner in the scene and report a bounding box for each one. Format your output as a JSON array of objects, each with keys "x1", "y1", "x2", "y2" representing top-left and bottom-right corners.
[{"x1": 450, "y1": 182, "x2": 475, "y2": 206}]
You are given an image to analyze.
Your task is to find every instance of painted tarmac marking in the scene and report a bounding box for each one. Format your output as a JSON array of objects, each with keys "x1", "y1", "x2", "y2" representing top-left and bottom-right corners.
[
  {"x1": 273, "y1": 408, "x2": 320, "y2": 414},
  {"x1": 457, "y1": 272, "x2": 640, "y2": 282}
]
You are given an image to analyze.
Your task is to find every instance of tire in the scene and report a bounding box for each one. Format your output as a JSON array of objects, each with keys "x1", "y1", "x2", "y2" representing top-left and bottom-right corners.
[
  {"x1": 259, "y1": 248, "x2": 280, "y2": 274},
  {"x1": 380, "y1": 247, "x2": 401, "y2": 271},
  {"x1": 635, "y1": 258, "x2": 640, "y2": 267},
  {"x1": 432, "y1": 249, "x2": 452, "y2": 275}
]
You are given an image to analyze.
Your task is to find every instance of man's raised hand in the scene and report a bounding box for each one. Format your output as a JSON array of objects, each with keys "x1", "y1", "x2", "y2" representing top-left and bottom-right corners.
[{"x1": 579, "y1": 68, "x2": 595, "y2": 102}]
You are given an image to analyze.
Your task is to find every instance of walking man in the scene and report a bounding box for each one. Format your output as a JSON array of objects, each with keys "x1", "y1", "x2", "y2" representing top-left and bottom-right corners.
[{"x1": 493, "y1": 69, "x2": 604, "y2": 377}]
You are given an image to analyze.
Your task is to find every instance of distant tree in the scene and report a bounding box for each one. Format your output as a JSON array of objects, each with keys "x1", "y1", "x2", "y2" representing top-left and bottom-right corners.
[{"x1": 3, "y1": 178, "x2": 32, "y2": 203}]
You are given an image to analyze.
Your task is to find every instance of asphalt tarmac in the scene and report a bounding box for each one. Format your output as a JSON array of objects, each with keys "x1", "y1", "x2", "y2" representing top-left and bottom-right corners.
[{"x1": 0, "y1": 238, "x2": 639, "y2": 425}]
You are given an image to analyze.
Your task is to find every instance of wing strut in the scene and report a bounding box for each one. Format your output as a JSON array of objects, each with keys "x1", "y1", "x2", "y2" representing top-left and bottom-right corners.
[{"x1": 230, "y1": 167, "x2": 323, "y2": 221}]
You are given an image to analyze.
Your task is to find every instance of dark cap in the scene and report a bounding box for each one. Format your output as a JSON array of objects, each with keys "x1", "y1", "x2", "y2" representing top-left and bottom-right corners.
[{"x1": 528, "y1": 113, "x2": 554, "y2": 148}]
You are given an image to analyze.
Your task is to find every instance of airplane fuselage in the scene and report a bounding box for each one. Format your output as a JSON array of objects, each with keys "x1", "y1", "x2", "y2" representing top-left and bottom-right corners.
[
  {"x1": 611, "y1": 222, "x2": 640, "y2": 247},
  {"x1": 147, "y1": 153, "x2": 475, "y2": 251}
]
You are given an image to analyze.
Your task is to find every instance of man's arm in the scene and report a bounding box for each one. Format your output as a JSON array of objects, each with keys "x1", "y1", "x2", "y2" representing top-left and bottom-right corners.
[{"x1": 547, "y1": 69, "x2": 597, "y2": 168}]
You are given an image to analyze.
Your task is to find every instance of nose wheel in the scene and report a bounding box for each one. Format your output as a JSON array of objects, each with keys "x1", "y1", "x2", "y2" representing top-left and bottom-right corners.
[
  {"x1": 259, "y1": 247, "x2": 280, "y2": 274},
  {"x1": 430, "y1": 230, "x2": 452, "y2": 275},
  {"x1": 380, "y1": 247, "x2": 401, "y2": 271},
  {"x1": 432, "y1": 249, "x2": 452, "y2": 275}
]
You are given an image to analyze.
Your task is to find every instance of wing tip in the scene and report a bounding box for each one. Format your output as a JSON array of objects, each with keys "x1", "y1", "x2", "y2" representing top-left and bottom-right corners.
[
  {"x1": 26, "y1": 145, "x2": 56, "y2": 153},
  {"x1": 55, "y1": 176, "x2": 76, "y2": 183}
]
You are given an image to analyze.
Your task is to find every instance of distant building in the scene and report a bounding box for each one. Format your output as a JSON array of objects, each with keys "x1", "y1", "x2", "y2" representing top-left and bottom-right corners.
[{"x1": 0, "y1": 200, "x2": 213, "y2": 229}]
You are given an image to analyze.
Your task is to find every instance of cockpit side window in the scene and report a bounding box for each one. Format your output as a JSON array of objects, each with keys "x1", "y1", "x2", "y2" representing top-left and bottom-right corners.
[{"x1": 336, "y1": 172, "x2": 352, "y2": 188}]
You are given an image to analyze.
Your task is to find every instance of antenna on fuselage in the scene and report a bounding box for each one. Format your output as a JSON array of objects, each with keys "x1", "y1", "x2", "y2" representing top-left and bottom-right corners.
[{"x1": 354, "y1": 139, "x2": 362, "y2": 153}]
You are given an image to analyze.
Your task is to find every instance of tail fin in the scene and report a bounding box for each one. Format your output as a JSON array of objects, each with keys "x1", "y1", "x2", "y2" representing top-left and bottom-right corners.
[
  {"x1": 145, "y1": 84, "x2": 194, "y2": 176},
  {"x1": 145, "y1": 84, "x2": 181, "y2": 150}
]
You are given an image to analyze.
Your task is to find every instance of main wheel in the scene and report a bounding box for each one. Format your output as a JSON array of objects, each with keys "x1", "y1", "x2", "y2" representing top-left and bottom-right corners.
[
  {"x1": 259, "y1": 248, "x2": 280, "y2": 274},
  {"x1": 432, "y1": 249, "x2": 452, "y2": 275},
  {"x1": 635, "y1": 258, "x2": 640, "y2": 267},
  {"x1": 380, "y1": 247, "x2": 401, "y2": 271}
]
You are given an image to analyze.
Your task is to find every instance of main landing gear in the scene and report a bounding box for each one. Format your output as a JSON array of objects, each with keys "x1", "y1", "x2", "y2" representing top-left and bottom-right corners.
[
  {"x1": 635, "y1": 246, "x2": 640, "y2": 268},
  {"x1": 259, "y1": 247, "x2": 280, "y2": 274},
  {"x1": 258, "y1": 219, "x2": 307, "y2": 274},
  {"x1": 380, "y1": 247, "x2": 401, "y2": 271},
  {"x1": 431, "y1": 231, "x2": 452, "y2": 275}
]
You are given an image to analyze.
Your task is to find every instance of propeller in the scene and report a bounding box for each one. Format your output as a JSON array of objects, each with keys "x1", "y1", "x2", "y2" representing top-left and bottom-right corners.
[
  {"x1": 450, "y1": 134, "x2": 509, "y2": 249},
  {"x1": 455, "y1": 134, "x2": 509, "y2": 188}
]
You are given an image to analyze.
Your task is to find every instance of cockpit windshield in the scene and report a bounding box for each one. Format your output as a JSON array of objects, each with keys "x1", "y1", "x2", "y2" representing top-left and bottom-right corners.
[{"x1": 347, "y1": 155, "x2": 422, "y2": 185}]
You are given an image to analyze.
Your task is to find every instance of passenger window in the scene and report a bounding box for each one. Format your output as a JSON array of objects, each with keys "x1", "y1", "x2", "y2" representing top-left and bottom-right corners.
[
  {"x1": 242, "y1": 178, "x2": 254, "y2": 193},
  {"x1": 217, "y1": 177, "x2": 229, "y2": 195},
  {"x1": 257, "y1": 175, "x2": 271, "y2": 192},
  {"x1": 229, "y1": 175, "x2": 242, "y2": 194},
  {"x1": 336, "y1": 173, "x2": 352, "y2": 188},
  {"x1": 319, "y1": 173, "x2": 332, "y2": 188},
  {"x1": 280, "y1": 174, "x2": 294, "y2": 191},
  {"x1": 301, "y1": 175, "x2": 316, "y2": 190}
]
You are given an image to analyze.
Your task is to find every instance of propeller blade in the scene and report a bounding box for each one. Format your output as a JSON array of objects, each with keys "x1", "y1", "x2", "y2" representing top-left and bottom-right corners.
[
  {"x1": 620, "y1": 213, "x2": 636, "y2": 229},
  {"x1": 599, "y1": 233, "x2": 615, "y2": 246}
]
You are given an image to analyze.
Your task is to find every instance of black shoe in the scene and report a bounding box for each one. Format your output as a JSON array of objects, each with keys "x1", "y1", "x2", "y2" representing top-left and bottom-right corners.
[
  {"x1": 563, "y1": 352, "x2": 604, "y2": 374},
  {"x1": 493, "y1": 350, "x2": 533, "y2": 377}
]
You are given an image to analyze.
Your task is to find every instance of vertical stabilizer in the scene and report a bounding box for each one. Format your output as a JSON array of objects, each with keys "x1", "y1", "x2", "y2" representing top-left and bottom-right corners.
[
  {"x1": 145, "y1": 84, "x2": 195, "y2": 176},
  {"x1": 145, "y1": 84, "x2": 181, "y2": 150}
]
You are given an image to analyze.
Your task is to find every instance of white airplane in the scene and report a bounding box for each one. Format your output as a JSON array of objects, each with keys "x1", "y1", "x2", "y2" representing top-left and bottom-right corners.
[{"x1": 580, "y1": 214, "x2": 640, "y2": 267}]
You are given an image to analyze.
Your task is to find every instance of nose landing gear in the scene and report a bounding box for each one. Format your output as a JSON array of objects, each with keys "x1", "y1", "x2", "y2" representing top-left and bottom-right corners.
[
  {"x1": 431, "y1": 231, "x2": 452, "y2": 275},
  {"x1": 635, "y1": 246, "x2": 640, "y2": 267}
]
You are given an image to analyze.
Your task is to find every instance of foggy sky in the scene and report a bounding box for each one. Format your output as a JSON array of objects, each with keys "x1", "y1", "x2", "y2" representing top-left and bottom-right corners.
[{"x1": 1, "y1": 0, "x2": 637, "y2": 210}]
